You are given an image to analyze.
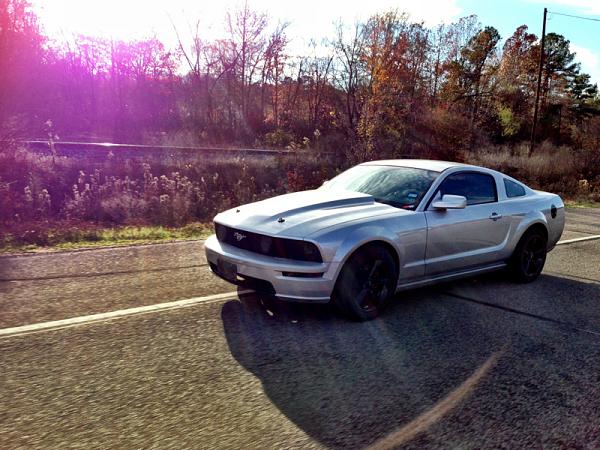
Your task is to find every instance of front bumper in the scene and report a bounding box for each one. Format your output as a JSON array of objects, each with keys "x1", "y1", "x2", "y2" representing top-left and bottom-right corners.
[{"x1": 204, "y1": 235, "x2": 338, "y2": 303}]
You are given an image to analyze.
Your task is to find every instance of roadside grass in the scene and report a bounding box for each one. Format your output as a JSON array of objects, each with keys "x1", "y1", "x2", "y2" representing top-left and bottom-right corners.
[
  {"x1": 2, "y1": 201, "x2": 598, "y2": 255},
  {"x1": 2, "y1": 141, "x2": 598, "y2": 255},
  {"x1": 564, "y1": 199, "x2": 600, "y2": 208},
  {"x1": 2, "y1": 200, "x2": 598, "y2": 255},
  {"x1": 0, "y1": 222, "x2": 214, "y2": 254}
]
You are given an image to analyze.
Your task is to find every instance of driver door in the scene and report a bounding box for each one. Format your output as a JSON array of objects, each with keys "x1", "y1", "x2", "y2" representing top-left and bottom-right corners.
[{"x1": 424, "y1": 171, "x2": 510, "y2": 275}]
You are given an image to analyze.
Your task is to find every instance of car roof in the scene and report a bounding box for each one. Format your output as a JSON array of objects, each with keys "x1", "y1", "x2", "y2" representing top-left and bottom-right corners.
[{"x1": 360, "y1": 159, "x2": 476, "y2": 173}]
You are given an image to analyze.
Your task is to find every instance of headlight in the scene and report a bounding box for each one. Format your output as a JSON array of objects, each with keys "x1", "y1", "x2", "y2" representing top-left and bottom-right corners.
[
  {"x1": 279, "y1": 239, "x2": 322, "y2": 263},
  {"x1": 299, "y1": 242, "x2": 321, "y2": 262},
  {"x1": 215, "y1": 223, "x2": 227, "y2": 242}
]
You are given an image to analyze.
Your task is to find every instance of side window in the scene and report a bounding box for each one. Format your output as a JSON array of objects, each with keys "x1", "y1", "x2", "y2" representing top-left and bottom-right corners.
[
  {"x1": 437, "y1": 172, "x2": 497, "y2": 205},
  {"x1": 504, "y1": 178, "x2": 526, "y2": 198}
]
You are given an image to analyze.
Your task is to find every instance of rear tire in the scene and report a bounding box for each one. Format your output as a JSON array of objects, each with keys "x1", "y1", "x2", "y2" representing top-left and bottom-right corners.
[
  {"x1": 332, "y1": 244, "x2": 398, "y2": 321},
  {"x1": 509, "y1": 228, "x2": 548, "y2": 283}
]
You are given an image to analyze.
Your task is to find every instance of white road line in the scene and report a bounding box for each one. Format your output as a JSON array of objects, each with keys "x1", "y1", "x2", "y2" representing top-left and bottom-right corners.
[
  {"x1": 2, "y1": 233, "x2": 597, "y2": 338},
  {"x1": 0, "y1": 290, "x2": 250, "y2": 339},
  {"x1": 557, "y1": 235, "x2": 600, "y2": 245}
]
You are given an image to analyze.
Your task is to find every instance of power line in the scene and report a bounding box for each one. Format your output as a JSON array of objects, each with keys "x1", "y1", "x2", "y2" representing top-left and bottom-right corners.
[
  {"x1": 548, "y1": 10, "x2": 600, "y2": 23},
  {"x1": 530, "y1": 7, "x2": 547, "y2": 156},
  {"x1": 530, "y1": 7, "x2": 599, "y2": 156}
]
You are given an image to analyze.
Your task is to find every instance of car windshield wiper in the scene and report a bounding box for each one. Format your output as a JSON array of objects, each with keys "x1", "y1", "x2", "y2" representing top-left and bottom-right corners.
[{"x1": 372, "y1": 197, "x2": 406, "y2": 209}]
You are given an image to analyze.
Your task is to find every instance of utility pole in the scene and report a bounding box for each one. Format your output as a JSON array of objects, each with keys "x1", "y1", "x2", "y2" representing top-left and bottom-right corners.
[{"x1": 530, "y1": 7, "x2": 547, "y2": 156}]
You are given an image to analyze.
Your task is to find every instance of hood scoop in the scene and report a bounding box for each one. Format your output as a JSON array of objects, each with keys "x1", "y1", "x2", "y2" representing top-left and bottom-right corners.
[
  {"x1": 216, "y1": 189, "x2": 385, "y2": 238},
  {"x1": 262, "y1": 190, "x2": 374, "y2": 217}
]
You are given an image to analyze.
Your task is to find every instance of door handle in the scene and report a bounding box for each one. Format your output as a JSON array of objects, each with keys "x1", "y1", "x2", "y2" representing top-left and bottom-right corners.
[{"x1": 489, "y1": 212, "x2": 502, "y2": 221}]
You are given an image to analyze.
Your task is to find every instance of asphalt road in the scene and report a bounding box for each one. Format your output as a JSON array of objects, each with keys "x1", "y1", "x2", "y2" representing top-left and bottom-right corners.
[{"x1": 0, "y1": 208, "x2": 599, "y2": 449}]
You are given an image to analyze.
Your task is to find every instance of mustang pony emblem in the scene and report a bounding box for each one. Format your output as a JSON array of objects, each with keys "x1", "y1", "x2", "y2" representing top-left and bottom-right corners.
[{"x1": 233, "y1": 232, "x2": 247, "y2": 242}]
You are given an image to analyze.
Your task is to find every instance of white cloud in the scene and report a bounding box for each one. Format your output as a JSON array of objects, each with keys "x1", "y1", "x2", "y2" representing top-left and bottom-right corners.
[{"x1": 571, "y1": 44, "x2": 600, "y2": 85}]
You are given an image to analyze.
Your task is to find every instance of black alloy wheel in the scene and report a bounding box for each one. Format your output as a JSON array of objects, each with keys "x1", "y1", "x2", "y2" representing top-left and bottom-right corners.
[
  {"x1": 510, "y1": 229, "x2": 548, "y2": 283},
  {"x1": 333, "y1": 244, "x2": 398, "y2": 321}
]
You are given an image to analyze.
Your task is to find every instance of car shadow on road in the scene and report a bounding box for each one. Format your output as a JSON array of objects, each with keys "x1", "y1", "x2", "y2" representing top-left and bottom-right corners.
[
  {"x1": 440, "y1": 271, "x2": 600, "y2": 333},
  {"x1": 220, "y1": 286, "x2": 511, "y2": 449},
  {"x1": 221, "y1": 273, "x2": 600, "y2": 449}
]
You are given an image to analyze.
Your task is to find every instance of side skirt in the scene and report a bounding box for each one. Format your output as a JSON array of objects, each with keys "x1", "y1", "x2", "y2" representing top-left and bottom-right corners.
[{"x1": 396, "y1": 262, "x2": 507, "y2": 292}]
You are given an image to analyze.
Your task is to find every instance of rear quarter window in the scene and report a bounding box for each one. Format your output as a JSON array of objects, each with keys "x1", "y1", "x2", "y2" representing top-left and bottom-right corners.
[{"x1": 504, "y1": 179, "x2": 526, "y2": 198}]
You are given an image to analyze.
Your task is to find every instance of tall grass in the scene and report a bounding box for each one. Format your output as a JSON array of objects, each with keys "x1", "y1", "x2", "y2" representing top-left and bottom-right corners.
[
  {"x1": 0, "y1": 145, "x2": 336, "y2": 246},
  {"x1": 1, "y1": 142, "x2": 598, "y2": 249},
  {"x1": 466, "y1": 141, "x2": 600, "y2": 201}
]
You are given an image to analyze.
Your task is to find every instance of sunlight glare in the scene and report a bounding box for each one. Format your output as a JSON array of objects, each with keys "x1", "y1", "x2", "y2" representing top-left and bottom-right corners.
[
  {"x1": 31, "y1": 0, "x2": 218, "y2": 43},
  {"x1": 32, "y1": 0, "x2": 462, "y2": 47}
]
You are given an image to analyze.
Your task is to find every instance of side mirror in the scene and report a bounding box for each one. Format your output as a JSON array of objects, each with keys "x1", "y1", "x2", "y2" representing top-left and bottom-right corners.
[{"x1": 432, "y1": 194, "x2": 467, "y2": 210}]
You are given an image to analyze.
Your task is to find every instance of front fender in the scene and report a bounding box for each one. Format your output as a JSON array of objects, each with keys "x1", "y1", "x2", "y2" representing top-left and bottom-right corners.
[{"x1": 308, "y1": 212, "x2": 427, "y2": 284}]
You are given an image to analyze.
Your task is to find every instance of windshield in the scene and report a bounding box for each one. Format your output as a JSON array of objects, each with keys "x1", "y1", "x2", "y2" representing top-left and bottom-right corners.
[{"x1": 320, "y1": 165, "x2": 440, "y2": 210}]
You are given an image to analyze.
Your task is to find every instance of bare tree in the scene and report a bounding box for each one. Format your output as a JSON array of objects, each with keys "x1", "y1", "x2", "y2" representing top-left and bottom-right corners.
[
  {"x1": 226, "y1": 2, "x2": 268, "y2": 128},
  {"x1": 302, "y1": 41, "x2": 333, "y2": 130},
  {"x1": 333, "y1": 21, "x2": 365, "y2": 133},
  {"x1": 260, "y1": 22, "x2": 288, "y2": 125}
]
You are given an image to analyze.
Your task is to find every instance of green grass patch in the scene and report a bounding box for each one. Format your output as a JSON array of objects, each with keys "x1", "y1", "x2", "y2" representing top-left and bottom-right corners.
[
  {"x1": 2, "y1": 196, "x2": 598, "y2": 255},
  {"x1": 0, "y1": 222, "x2": 214, "y2": 254},
  {"x1": 565, "y1": 199, "x2": 600, "y2": 209}
]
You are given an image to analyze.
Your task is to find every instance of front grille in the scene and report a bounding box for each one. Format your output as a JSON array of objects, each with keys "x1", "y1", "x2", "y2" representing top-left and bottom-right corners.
[{"x1": 214, "y1": 223, "x2": 322, "y2": 263}]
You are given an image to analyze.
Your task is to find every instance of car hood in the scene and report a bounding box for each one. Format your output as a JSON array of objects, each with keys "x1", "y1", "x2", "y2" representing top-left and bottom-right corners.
[{"x1": 214, "y1": 189, "x2": 399, "y2": 238}]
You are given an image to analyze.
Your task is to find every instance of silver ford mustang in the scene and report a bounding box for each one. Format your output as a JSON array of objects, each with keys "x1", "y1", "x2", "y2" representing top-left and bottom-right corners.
[{"x1": 205, "y1": 159, "x2": 565, "y2": 320}]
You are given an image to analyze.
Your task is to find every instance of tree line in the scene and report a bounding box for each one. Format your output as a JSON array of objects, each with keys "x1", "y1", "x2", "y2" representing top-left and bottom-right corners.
[{"x1": 1, "y1": 0, "x2": 599, "y2": 160}]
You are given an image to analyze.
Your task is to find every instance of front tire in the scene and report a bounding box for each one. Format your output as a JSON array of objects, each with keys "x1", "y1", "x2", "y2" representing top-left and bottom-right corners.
[
  {"x1": 509, "y1": 228, "x2": 548, "y2": 283},
  {"x1": 332, "y1": 244, "x2": 398, "y2": 321}
]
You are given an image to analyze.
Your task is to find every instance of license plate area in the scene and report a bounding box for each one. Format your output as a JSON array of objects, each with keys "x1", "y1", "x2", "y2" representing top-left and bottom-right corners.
[{"x1": 217, "y1": 259, "x2": 238, "y2": 282}]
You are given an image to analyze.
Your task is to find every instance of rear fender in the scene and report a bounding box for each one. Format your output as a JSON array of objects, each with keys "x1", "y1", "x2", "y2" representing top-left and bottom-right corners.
[{"x1": 507, "y1": 210, "x2": 548, "y2": 257}]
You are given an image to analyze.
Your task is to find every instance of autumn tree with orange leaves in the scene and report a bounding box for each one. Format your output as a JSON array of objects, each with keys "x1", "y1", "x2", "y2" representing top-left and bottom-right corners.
[{"x1": 0, "y1": 0, "x2": 598, "y2": 159}]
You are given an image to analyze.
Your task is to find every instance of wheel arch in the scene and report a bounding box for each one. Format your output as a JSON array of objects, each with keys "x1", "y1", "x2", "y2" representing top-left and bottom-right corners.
[
  {"x1": 359, "y1": 240, "x2": 400, "y2": 274},
  {"x1": 507, "y1": 220, "x2": 549, "y2": 261},
  {"x1": 506, "y1": 209, "x2": 549, "y2": 254},
  {"x1": 330, "y1": 239, "x2": 401, "y2": 320},
  {"x1": 333, "y1": 239, "x2": 401, "y2": 287},
  {"x1": 522, "y1": 222, "x2": 549, "y2": 241}
]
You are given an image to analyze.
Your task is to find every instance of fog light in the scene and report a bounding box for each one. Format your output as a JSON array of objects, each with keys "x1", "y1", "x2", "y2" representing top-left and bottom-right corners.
[{"x1": 281, "y1": 271, "x2": 324, "y2": 278}]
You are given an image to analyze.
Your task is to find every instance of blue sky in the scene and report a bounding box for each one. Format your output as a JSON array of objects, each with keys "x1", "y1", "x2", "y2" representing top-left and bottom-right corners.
[
  {"x1": 458, "y1": 0, "x2": 600, "y2": 84},
  {"x1": 33, "y1": 0, "x2": 600, "y2": 84}
]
